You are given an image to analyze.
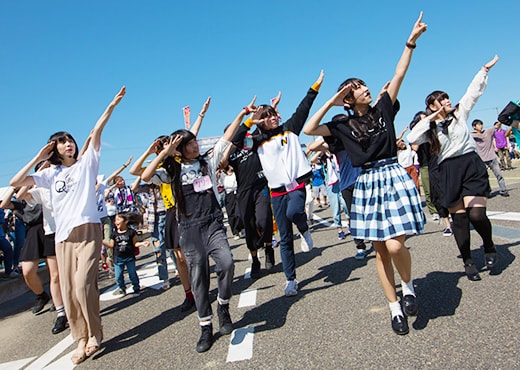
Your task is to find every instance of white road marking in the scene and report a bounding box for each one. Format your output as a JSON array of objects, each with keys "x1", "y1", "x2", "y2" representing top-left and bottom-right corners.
[
  {"x1": 0, "y1": 357, "x2": 36, "y2": 370},
  {"x1": 226, "y1": 326, "x2": 255, "y2": 362},
  {"x1": 243, "y1": 267, "x2": 252, "y2": 280},
  {"x1": 42, "y1": 350, "x2": 76, "y2": 369},
  {"x1": 487, "y1": 211, "x2": 520, "y2": 222},
  {"x1": 237, "y1": 289, "x2": 257, "y2": 308},
  {"x1": 25, "y1": 334, "x2": 74, "y2": 370},
  {"x1": 100, "y1": 259, "x2": 177, "y2": 301}
]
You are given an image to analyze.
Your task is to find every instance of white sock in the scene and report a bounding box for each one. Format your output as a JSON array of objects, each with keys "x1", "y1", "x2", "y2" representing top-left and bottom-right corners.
[
  {"x1": 389, "y1": 300, "x2": 403, "y2": 318},
  {"x1": 401, "y1": 279, "x2": 416, "y2": 297},
  {"x1": 56, "y1": 305, "x2": 66, "y2": 317}
]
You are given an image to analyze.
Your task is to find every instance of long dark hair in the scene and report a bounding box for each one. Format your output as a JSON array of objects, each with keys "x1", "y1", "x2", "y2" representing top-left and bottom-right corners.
[
  {"x1": 47, "y1": 132, "x2": 79, "y2": 165},
  {"x1": 424, "y1": 91, "x2": 459, "y2": 155},
  {"x1": 336, "y1": 78, "x2": 385, "y2": 151},
  {"x1": 163, "y1": 129, "x2": 210, "y2": 216}
]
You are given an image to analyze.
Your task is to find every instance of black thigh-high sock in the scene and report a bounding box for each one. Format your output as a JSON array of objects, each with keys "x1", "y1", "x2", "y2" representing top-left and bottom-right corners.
[
  {"x1": 467, "y1": 207, "x2": 495, "y2": 252},
  {"x1": 451, "y1": 212, "x2": 472, "y2": 263}
]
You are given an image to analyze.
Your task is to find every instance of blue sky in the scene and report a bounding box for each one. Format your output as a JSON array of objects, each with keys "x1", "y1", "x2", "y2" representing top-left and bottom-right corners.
[{"x1": 1, "y1": 1, "x2": 519, "y2": 186}]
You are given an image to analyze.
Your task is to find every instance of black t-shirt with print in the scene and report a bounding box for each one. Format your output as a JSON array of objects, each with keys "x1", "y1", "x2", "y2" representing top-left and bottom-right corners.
[
  {"x1": 112, "y1": 228, "x2": 136, "y2": 259},
  {"x1": 326, "y1": 92, "x2": 397, "y2": 167},
  {"x1": 228, "y1": 147, "x2": 267, "y2": 193}
]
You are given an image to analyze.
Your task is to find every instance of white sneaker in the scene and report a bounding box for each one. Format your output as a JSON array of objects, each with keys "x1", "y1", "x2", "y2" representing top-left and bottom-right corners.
[
  {"x1": 284, "y1": 280, "x2": 299, "y2": 296},
  {"x1": 431, "y1": 213, "x2": 440, "y2": 222},
  {"x1": 112, "y1": 289, "x2": 126, "y2": 297},
  {"x1": 300, "y1": 229, "x2": 314, "y2": 252}
]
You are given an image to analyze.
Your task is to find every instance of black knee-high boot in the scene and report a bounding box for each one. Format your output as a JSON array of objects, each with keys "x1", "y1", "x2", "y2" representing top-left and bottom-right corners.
[
  {"x1": 450, "y1": 212, "x2": 472, "y2": 263},
  {"x1": 466, "y1": 207, "x2": 495, "y2": 252}
]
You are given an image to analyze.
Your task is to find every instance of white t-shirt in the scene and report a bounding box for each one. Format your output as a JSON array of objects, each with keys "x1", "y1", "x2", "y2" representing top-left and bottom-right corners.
[
  {"x1": 397, "y1": 147, "x2": 415, "y2": 168},
  {"x1": 222, "y1": 172, "x2": 237, "y2": 194},
  {"x1": 27, "y1": 187, "x2": 55, "y2": 235},
  {"x1": 32, "y1": 144, "x2": 101, "y2": 243}
]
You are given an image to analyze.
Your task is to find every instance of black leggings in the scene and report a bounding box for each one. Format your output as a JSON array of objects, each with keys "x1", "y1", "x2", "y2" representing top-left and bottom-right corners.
[{"x1": 451, "y1": 207, "x2": 494, "y2": 263}]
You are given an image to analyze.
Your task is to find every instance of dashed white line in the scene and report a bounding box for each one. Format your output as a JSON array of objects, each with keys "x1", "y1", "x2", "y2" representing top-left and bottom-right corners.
[
  {"x1": 226, "y1": 326, "x2": 255, "y2": 362},
  {"x1": 237, "y1": 289, "x2": 257, "y2": 308}
]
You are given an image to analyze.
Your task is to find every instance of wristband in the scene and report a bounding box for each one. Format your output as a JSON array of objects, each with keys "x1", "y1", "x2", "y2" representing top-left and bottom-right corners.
[
  {"x1": 244, "y1": 117, "x2": 254, "y2": 128},
  {"x1": 406, "y1": 42, "x2": 416, "y2": 49},
  {"x1": 244, "y1": 106, "x2": 251, "y2": 115},
  {"x1": 311, "y1": 81, "x2": 322, "y2": 92}
]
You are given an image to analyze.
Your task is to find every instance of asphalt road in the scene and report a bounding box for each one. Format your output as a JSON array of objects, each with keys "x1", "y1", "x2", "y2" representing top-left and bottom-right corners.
[{"x1": 1, "y1": 165, "x2": 519, "y2": 369}]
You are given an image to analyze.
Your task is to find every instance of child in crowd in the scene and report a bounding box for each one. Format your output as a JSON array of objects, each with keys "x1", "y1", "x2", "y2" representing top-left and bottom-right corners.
[{"x1": 104, "y1": 213, "x2": 149, "y2": 297}]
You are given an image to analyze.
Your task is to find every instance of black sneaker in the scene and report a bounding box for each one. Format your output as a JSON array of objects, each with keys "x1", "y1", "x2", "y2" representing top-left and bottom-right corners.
[
  {"x1": 180, "y1": 297, "x2": 195, "y2": 312},
  {"x1": 250, "y1": 258, "x2": 261, "y2": 279},
  {"x1": 196, "y1": 324, "x2": 214, "y2": 353},
  {"x1": 265, "y1": 246, "x2": 275, "y2": 269},
  {"x1": 51, "y1": 315, "x2": 69, "y2": 334},
  {"x1": 32, "y1": 291, "x2": 50, "y2": 314},
  {"x1": 391, "y1": 315, "x2": 409, "y2": 335},
  {"x1": 217, "y1": 303, "x2": 233, "y2": 335}
]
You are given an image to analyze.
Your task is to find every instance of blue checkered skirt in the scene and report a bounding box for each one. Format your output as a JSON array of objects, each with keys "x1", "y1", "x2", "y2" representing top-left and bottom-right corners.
[{"x1": 350, "y1": 158, "x2": 425, "y2": 241}]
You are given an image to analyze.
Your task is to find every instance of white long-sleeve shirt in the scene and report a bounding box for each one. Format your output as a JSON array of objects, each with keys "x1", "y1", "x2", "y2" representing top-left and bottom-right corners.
[{"x1": 407, "y1": 69, "x2": 487, "y2": 164}]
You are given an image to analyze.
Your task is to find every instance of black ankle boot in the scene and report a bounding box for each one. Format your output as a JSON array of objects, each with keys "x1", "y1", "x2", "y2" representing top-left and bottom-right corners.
[
  {"x1": 196, "y1": 324, "x2": 213, "y2": 353},
  {"x1": 217, "y1": 303, "x2": 233, "y2": 335}
]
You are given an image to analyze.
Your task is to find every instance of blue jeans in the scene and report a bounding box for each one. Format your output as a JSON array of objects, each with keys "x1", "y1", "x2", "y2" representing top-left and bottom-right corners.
[
  {"x1": 114, "y1": 256, "x2": 140, "y2": 293},
  {"x1": 326, "y1": 182, "x2": 349, "y2": 228},
  {"x1": 151, "y1": 212, "x2": 168, "y2": 281},
  {"x1": 0, "y1": 236, "x2": 14, "y2": 275},
  {"x1": 485, "y1": 158, "x2": 507, "y2": 193},
  {"x1": 271, "y1": 187, "x2": 308, "y2": 281}
]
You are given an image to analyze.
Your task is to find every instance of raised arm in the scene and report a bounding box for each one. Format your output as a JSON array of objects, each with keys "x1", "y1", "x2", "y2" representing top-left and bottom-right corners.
[
  {"x1": 0, "y1": 187, "x2": 16, "y2": 209},
  {"x1": 190, "y1": 96, "x2": 211, "y2": 136},
  {"x1": 77, "y1": 133, "x2": 92, "y2": 158},
  {"x1": 407, "y1": 109, "x2": 444, "y2": 145},
  {"x1": 385, "y1": 12, "x2": 427, "y2": 103},
  {"x1": 305, "y1": 138, "x2": 329, "y2": 155},
  {"x1": 129, "y1": 139, "x2": 164, "y2": 176},
  {"x1": 106, "y1": 156, "x2": 133, "y2": 184},
  {"x1": 396, "y1": 125, "x2": 409, "y2": 141},
  {"x1": 90, "y1": 86, "x2": 126, "y2": 152},
  {"x1": 140, "y1": 135, "x2": 183, "y2": 182},
  {"x1": 221, "y1": 97, "x2": 257, "y2": 143},
  {"x1": 10, "y1": 142, "x2": 55, "y2": 188},
  {"x1": 303, "y1": 82, "x2": 349, "y2": 137}
]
